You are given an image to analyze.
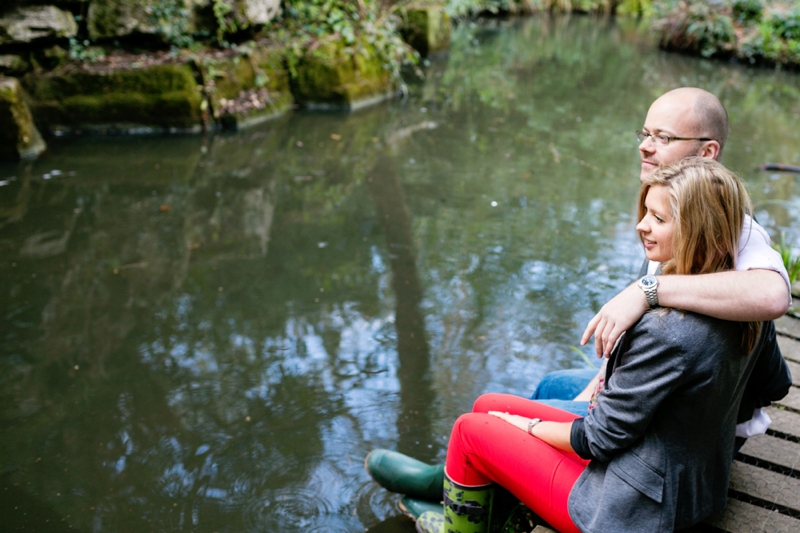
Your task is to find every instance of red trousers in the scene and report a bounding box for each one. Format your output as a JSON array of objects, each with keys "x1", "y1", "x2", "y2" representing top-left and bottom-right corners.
[{"x1": 445, "y1": 393, "x2": 588, "y2": 533}]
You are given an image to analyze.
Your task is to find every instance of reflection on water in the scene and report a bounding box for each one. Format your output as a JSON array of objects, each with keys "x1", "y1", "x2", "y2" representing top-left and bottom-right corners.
[{"x1": 1, "y1": 14, "x2": 799, "y2": 533}]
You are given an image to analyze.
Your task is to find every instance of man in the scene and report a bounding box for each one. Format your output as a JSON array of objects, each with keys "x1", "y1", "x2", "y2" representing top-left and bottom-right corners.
[
  {"x1": 365, "y1": 87, "x2": 792, "y2": 509},
  {"x1": 582, "y1": 87, "x2": 790, "y2": 359}
]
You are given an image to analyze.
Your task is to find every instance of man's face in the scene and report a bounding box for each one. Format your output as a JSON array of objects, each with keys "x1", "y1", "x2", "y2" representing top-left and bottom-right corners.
[{"x1": 638, "y1": 95, "x2": 705, "y2": 182}]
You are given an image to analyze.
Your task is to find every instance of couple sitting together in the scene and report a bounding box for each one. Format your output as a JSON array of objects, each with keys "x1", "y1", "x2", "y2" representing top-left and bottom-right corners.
[{"x1": 365, "y1": 88, "x2": 793, "y2": 533}]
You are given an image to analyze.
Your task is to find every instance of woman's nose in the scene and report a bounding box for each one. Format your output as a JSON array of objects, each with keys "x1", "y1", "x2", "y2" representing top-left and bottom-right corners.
[{"x1": 636, "y1": 219, "x2": 648, "y2": 232}]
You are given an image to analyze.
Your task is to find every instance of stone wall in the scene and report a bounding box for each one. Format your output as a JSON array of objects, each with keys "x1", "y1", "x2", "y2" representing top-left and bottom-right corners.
[
  {"x1": 0, "y1": 1, "x2": 282, "y2": 79},
  {"x1": 0, "y1": 1, "x2": 452, "y2": 160}
]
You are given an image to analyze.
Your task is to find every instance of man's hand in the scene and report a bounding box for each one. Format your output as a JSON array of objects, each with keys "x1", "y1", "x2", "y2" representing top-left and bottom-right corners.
[{"x1": 581, "y1": 282, "x2": 649, "y2": 358}]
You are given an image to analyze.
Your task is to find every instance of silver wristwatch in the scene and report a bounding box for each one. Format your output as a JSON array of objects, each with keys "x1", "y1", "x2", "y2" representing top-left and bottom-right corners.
[{"x1": 637, "y1": 275, "x2": 659, "y2": 308}]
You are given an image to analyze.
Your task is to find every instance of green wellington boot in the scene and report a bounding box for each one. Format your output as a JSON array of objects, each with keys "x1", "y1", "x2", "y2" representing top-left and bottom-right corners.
[
  {"x1": 398, "y1": 495, "x2": 443, "y2": 521},
  {"x1": 364, "y1": 449, "x2": 445, "y2": 501},
  {"x1": 415, "y1": 474, "x2": 494, "y2": 533}
]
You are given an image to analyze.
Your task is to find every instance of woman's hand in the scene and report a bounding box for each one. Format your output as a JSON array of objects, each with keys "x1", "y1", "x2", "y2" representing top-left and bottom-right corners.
[
  {"x1": 488, "y1": 411, "x2": 531, "y2": 433},
  {"x1": 488, "y1": 411, "x2": 576, "y2": 453}
]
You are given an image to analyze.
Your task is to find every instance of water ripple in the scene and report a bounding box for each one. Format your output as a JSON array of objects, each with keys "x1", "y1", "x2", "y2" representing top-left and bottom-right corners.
[{"x1": 243, "y1": 486, "x2": 338, "y2": 531}]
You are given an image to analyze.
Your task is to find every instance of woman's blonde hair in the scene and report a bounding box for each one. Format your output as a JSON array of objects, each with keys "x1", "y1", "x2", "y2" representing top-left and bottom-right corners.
[{"x1": 638, "y1": 156, "x2": 760, "y2": 351}]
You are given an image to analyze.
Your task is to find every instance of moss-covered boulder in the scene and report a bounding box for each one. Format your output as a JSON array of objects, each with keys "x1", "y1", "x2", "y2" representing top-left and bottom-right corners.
[
  {"x1": 0, "y1": 77, "x2": 46, "y2": 161},
  {"x1": 291, "y1": 38, "x2": 396, "y2": 109},
  {"x1": 0, "y1": 5, "x2": 78, "y2": 45},
  {"x1": 196, "y1": 44, "x2": 292, "y2": 129},
  {"x1": 399, "y1": 6, "x2": 451, "y2": 57},
  {"x1": 24, "y1": 62, "x2": 204, "y2": 134}
]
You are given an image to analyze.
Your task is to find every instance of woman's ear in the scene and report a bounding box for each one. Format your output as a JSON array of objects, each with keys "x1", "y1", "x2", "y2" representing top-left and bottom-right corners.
[{"x1": 698, "y1": 141, "x2": 721, "y2": 160}]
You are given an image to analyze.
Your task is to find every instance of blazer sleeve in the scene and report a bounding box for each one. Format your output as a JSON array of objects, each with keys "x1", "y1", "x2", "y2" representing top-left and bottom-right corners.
[{"x1": 575, "y1": 313, "x2": 689, "y2": 462}]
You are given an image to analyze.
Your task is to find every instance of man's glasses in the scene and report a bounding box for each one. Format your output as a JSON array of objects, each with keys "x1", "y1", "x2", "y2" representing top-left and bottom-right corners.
[{"x1": 636, "y1": 130, "x2": 713, "y2": 146}]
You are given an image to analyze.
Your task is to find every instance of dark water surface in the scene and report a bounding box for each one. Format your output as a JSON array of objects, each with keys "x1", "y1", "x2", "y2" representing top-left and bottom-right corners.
[{"x1": 2, "y1": 15, "x2": 799, "y2": 533}]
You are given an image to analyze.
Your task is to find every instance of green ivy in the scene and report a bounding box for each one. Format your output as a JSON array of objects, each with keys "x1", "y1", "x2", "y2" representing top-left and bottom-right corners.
[
  {"x1": 68, "y1": 38, "x2": 106, "y2": 63},
  {"x1": 212, "y1": 0, "x2": 237, "y2": 44},
  {"x1": 269, "y1": 0, "x2": 418, "y2": 86},
  {"x1": 146, "y1": 0, "x2": 195, "y2": 48}
]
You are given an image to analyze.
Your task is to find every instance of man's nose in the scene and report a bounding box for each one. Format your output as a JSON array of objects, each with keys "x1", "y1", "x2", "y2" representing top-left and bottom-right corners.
[{"x1": 639, "y1": 138, "x2": 655, "y2": 153}]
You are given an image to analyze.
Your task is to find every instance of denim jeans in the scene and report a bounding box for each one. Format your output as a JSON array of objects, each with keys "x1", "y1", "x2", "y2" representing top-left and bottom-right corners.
[{"x1": 529, "y1": 368, "x2": 597, "y2": 417}]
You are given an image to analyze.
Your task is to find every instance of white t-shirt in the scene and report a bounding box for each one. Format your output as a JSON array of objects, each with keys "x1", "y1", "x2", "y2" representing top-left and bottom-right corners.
[{"x1": 646, "y1": 214, "x2": 791, "y2": 437}]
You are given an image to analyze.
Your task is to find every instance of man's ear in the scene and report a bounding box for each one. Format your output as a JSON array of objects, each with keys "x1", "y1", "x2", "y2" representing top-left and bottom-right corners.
[{"x1": 698, "y1": 140, "x2": 721, "y2": 160}]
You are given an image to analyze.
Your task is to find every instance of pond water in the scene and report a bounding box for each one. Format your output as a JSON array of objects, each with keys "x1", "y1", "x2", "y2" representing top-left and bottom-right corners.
[{"x1": 2, "y1": 14, "x2": 799, "y2": 533}]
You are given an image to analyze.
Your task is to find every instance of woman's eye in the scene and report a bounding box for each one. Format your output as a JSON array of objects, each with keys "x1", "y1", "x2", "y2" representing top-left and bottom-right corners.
[{"x1": 654, "y1": 215, "x2": 664, "y2": 223}]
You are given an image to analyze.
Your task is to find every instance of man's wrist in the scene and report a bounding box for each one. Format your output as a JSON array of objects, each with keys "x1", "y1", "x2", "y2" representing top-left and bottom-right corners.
[
  {"x1": 637, "y1": 275, "x2": 660, "y2": 308},
  {"x1": 628, "y1": 280, "x2": 650, "y2": 311}
]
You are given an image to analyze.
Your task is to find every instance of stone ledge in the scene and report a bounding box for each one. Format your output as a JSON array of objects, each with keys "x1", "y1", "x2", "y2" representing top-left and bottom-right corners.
[{"x1": 23, "y1": 61, "x2": 205, "y2": 133}]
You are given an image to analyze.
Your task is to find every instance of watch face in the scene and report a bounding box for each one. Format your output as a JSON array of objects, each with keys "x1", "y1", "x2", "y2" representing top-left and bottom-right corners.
[{"x1": 641, "y1": 277, "x2": 656, "y2": 288}]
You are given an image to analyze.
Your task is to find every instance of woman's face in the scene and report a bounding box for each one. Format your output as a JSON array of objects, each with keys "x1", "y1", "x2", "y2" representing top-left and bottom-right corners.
[{"x1": 636, "y1": 185, "x2": 675, "y2": 263}]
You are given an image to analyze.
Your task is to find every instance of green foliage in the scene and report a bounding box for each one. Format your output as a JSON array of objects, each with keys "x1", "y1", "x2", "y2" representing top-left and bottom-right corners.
[
  {"x1": 773, "y1": 233, "x2": 800, "y2": 285},
  {"x1": 732, "y1": 0, "x2": 763, "y2": 24},
  {"x1": 146, "y1": 0, "x2": 195, "y2": 47},
  {"x1": 616, "y1": 0, "x2": 653, "y2": 17},
  {"x1": 68, "y1": 38, "x2": 107, "y2": 63},
  {"x1": 654, "y1": 0, "x2": 735, "y2": 58},
  {"x1": 270, "y1": 0, "x2": 417, "y2": 87},
  {"x1": 653, "y1": 0, "x2": 800, "y2": 66},
  {"x1": 444, "y1": 0, "x2": 618, "y2": 17},
  {"x1": 740, "y1": 9, "x2": 800, "y2": 64},
  {"x1": 212, "y1": 0, "x2": 237, "y2": 44},
  {"x1": 446, "y1": 0, "x2": 521, "y2": 18},
  {"x1": 769, "y1": 8, "x2": 800, "y2": 41}
]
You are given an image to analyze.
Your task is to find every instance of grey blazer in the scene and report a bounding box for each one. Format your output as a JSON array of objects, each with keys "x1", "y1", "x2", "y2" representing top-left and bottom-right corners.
[{"x1": 568, "y1": 311, "x2": 790, "y2": 532}]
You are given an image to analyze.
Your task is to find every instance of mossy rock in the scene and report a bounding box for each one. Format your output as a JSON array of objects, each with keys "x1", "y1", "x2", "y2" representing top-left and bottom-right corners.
[
  {"x1": 195, "y1": 44, "x2": 293, "y2": 129},
  {"x1": 399, "y1": 6, "x2": 451, "y2": 57},
  {"x1": 24, "y1": 63, "x2": 204, "y2": 133},
  {"x1": 0, "y1": 5, "x2": 78, "y2": 46},
  {"x1": 0, "y1": 77, "x2": 46, "y2": 161},
  {"x1": 87, "y1": 0, "x2": 197, "y2": 40},
  {"x1": 291, "y1": 38, "x2": 395, "y2": 109}
]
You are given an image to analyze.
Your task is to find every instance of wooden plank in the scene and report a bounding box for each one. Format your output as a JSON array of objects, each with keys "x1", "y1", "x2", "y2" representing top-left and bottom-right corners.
[
  {"x1": 776, "y1": 315, "x2": 800, "y2": 340},
  {"x1": 765, "y1": 406, "x2": 800, "y2": 438},
  {"x1": 729, "y1": 461, "x2": 800, "y2": 510},
  {"x1": 776, "y1": 387, "x2": 800, "y2": 412},
  {"x1": 703, "y1": 498, "x2": 800, "y2": 533},
  {"x1": 739, "y1": 433, "x2": 800, "y2": 470},
  {"x1": 786, "y1": 360, "x2": 800, "y2": 386},
  {"x1": 778, "y1": 335, "x2": 800, "y2": 364}
]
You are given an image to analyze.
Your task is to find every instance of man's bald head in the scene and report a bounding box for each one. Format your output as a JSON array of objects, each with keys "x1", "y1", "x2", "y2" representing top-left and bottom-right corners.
[
  {"x1": 639, "y1": 88, "x2": 729, "y2": 180},
  {"x1": 658, "y1": 88, "x2": 729, "y2": 157}
]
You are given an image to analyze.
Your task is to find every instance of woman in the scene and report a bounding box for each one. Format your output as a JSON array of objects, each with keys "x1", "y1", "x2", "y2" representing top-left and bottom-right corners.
[{"x1": 415, "y1": 157, "x2": 790, "y2": 533}]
